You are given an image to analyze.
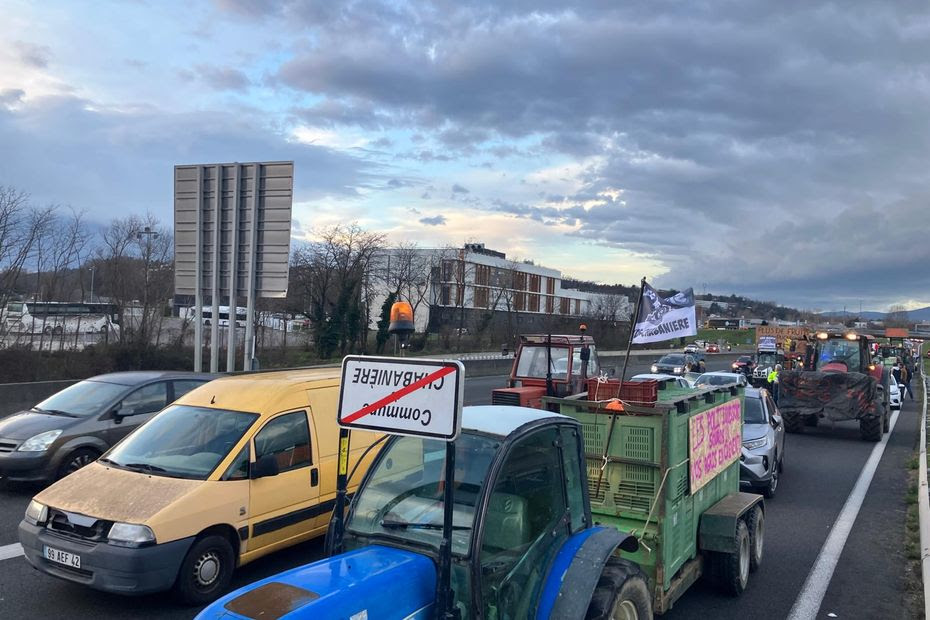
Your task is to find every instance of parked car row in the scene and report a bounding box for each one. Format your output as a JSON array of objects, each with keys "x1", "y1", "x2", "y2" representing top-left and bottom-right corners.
[{"x1": 6, "y1": 369, "x2": 383, "y2": 605}]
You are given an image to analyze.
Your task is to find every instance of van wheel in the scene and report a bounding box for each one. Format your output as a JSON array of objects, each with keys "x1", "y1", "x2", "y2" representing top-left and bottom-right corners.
[
  {"x1": 57, "y1": 448, "x2": 99, "y2": 480},
  {"x1": 174, "y1": 534, "x2": 235, "y2": 605}
]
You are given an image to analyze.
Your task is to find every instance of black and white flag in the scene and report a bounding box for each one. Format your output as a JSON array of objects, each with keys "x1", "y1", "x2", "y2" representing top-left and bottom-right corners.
[{"x1": 631, "y1": 283, "x2": 697, "y2": 344}]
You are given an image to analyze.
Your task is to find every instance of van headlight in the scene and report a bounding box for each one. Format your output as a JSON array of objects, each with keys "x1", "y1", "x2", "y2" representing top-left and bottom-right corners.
[
  {"x1": 742, "y1": 437, "x2": 768, "y2": 450},
  {"x1": 108, "y1": 523, "x2": 156, "y2": 547},
  {"x1": 24, "y1": 500, "x2": 48, "y2": 526},
  {"x1": 17, "y1": 430, "x2": 62, "y2": 452}
]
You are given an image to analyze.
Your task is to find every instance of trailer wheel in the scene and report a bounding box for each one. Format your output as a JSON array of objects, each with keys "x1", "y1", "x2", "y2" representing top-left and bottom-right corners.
[
  {"x1": 783, "y1": 413, "x2": 803, "y2": 434},
  {"x1": 585, "y1": 558, "x2": 653, "y2": 620},
  {"x1": 803, "y1": 415, "x2": 818, "y2": 427},
  {"x1": 746, "y1": 506, "x2": 764, "y2": 572},
  {"x1": 717, "y1": 520, "x2": 750, "y2": 596},
  {"x1": 882, "y1": 408, "x2": 890, "y2": 434},
  {"x1": 859, "y1": 415, "x2": 881, "y2": 442}
]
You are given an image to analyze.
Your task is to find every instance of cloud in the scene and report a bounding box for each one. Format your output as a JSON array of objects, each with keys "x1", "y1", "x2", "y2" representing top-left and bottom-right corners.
[
  {"x1": 419, "y1": 214, "x2": 447, "y2": 226},
  {"x1": 184, "y1": 65, "x2": 252, "y2": 92},
  {"x1": 14, "y1": 41, "x2": 50, "y2": 69},
  {"x1": 0, "y1": 89, "x2": 24, "y2": 105},
  {"x1": 451, "y1": 183, "x2": 469, "y2": 194},
  {"x1": 0, "y1": 94, "x2": 383, "y2": 225}
]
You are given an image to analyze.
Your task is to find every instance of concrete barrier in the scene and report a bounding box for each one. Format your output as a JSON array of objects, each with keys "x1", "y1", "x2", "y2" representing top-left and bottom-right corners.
[{"x1": 0, "y1": 380, "x2": 77, "y2": 420}]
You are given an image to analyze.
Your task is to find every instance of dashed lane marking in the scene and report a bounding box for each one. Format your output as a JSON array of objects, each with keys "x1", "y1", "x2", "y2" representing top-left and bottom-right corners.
[{"x1": 786, "y1": 408, "x2": 901, "y2": 620}]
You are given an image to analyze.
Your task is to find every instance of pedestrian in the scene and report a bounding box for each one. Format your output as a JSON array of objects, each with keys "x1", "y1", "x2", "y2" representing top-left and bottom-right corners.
[
  {"x1": 768, "y1": 364, "x2": 781, "y2": 404},
  {"x1": 903, "y1": 359, "x2": 915, "y2": 401}
]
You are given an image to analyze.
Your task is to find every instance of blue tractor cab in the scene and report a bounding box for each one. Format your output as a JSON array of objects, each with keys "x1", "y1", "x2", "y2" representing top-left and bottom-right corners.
[{"x1": 197, "y1": 406, "x2": 646, "y2": 619}]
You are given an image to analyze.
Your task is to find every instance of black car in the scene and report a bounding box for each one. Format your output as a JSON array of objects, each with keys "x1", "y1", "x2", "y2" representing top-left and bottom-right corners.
[
  {"x1": 650, "y1": 353, "x2": 702, "y2": 375},
  {"x1": 0, "y1": 371, "x2": 217, "y2": 484}
]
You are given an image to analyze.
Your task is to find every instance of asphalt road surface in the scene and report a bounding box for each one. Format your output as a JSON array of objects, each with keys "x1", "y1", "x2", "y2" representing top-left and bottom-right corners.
[{"x1": 0, "y1": 354, "x2": 920, "y2": 619}]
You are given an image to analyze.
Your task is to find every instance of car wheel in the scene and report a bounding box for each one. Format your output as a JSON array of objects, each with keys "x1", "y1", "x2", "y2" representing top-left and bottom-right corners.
[
  {"x1": 174, "y1": 534, "x2": 235, "y2": 605},
  {"x1": 56, "y1": 448, "x2": 100, "y2": 480}
]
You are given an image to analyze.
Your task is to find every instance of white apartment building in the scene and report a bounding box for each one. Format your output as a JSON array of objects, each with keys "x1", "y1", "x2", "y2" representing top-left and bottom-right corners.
[{"x1": 369, "y1": 243, "x2": 631, "y2": 332}]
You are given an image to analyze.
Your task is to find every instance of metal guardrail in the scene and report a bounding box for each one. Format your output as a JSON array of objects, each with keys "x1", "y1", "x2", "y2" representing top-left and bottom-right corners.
[{"x1": 920, "y1": 369, "x2": 930, "y2": 617}]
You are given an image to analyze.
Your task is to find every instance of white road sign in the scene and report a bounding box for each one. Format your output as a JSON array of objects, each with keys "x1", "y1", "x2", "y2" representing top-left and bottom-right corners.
[{"x1": 338, "y1": 356, "x2": 464, "y2": 441}]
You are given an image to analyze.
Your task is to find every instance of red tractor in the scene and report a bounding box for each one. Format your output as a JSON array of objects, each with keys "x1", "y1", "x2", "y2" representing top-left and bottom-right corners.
[
  {"x1": 491, "y1": 333, "x2": 600, "y2": 409},
  {"x1": 778, "y1": 332, "x2": 890, "y2": 441}
]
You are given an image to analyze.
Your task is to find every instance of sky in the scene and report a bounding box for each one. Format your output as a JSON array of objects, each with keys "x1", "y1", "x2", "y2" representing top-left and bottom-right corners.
[{"x1": 2, "y1": 0, "x2": 929, "y2": 313}]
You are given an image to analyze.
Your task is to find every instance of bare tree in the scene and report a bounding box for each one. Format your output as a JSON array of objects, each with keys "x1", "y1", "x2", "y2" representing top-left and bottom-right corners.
[
  {"x1": 0, "y1": 187, "x2": 55, "y2": 339},
  {"x1": 291, "y1": 223, "x2": 385, "y2": 358},
  {"x1": 885, "y1": 304, "x2": 910, "y2": 328}
]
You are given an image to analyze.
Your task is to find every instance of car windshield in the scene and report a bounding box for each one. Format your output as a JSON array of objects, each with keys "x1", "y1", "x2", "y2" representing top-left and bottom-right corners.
[
  {"x1": 34, "y1": 380, "x2": 129, "y2": 417},
  {"x1": 757, "y1": 353, "x2": 778, "y2": 366},
  {"x1": 104, "y1": 405, "x2": 258, "y2": 480},
  {"x1": 737, "y1": 356, "x2": 752, "y2": 363},
  {"x1": 744, "y1": 396, "x2": 767, "y2": 424},
  {"x1": 695, "y1": 374, "x2": 736, "y2": 386},
  {"x1": 658, "y1": 355, "x2": 684, "y2": 364},
  {"x1": 817, "y1": 339, "x2": 862, "y2": 372},
  {"x1": 347, "y1": 432, "x2": 499, "y2": 556}
]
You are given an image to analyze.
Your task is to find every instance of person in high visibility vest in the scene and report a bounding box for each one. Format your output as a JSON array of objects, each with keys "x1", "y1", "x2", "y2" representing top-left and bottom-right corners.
[{"x1": 768, "y1": 364, "x2": 782, "y2": 403}]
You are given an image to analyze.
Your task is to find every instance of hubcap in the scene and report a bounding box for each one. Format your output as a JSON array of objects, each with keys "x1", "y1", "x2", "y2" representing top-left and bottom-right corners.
[
  {"x1": 739, "y1": 533, "x2": 750, "y2": 585},
  {"x1": 193, "y1": 551, "x2": 221, "y2": 588},
  {"x1": 613, "y1": 599, "x2": 639, "y2": 620},
  {"x1": 67, "y1": 454, "x2": 94, "y2": 474}
]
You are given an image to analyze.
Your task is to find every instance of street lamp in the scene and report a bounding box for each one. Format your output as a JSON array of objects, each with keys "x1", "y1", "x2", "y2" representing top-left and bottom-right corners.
[
  {"x1": 136, "y1": 226, "x2": 159, "y2": 241},
  {"x1": 88, "y1": 266, "x2": 96, "y2": 303},
  {"x1": 135, "y1": 227, "x2": 160, "y2": 340}
]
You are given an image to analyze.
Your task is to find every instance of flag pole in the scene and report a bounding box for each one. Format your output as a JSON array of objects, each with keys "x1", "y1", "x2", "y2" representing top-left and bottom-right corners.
[{"x1": 593, "y1": 276, "x2": 647, "y2": 499}]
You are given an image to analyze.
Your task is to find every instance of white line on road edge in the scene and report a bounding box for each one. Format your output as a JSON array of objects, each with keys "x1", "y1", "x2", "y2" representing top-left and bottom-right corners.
[
  {"x1": 786, "y1": 407, "x2": 901, "y2": 620},
  {"x1": 920, "y1": 373, "x2": 930, "y2": 619},
  {"x1": 0, "y1": 542, "x2": 24, "y2": 561}
]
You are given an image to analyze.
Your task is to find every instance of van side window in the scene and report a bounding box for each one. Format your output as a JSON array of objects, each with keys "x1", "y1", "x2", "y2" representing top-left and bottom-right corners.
[
  {"x1": 254, "y1": 412, "x2": 311, "y2": 473},
  {"x1": 222, "y1": 444, "x2": 250, "y2": 481}
]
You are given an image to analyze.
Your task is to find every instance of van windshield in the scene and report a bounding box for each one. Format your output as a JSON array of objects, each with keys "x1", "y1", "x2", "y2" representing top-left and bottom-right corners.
[{"x1": 104, "y1": 405, "x2": 258, "y2": 480}]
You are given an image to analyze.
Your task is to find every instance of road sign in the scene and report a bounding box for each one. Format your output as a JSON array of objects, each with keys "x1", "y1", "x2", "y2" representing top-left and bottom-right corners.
[
  {"x1": 338, "y1": 356, "x2": 464, "y2": 440},
  {"x1": 173, "y1": 161, "x2": 293, "y2": 372}
]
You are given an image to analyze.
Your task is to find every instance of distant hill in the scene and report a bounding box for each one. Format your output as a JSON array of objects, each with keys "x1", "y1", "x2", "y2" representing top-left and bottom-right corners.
[{"x1": 819, "y1": 306, "x2": 930, "y2": 321}]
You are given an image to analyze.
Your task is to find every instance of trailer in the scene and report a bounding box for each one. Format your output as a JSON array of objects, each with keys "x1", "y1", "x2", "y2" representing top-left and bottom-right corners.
[{"x1": 544, "y1": 381, "x2": 763, "y2": 613}]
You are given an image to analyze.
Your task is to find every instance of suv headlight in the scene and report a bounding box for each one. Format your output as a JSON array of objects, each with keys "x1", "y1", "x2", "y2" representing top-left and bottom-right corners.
[
  {"x1": 17, "y1": 430, "x2": 62, "y2": 452},
  {"x1": 742, "y1": 437, "x2": 768, "y2": 450},
  {"x1": 24, "y1": 500, "x2": 48, "y2": 526},
  {"x1": 650, "y1": 365, "x2": 658, "y2": 373},
  {"x1": 108, "y1": 522, "x2": 156, "y2": 547}
]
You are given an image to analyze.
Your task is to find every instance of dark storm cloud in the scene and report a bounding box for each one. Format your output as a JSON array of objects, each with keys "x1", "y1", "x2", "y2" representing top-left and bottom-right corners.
[
  {"x1": 0, "y1": 95, "x2": 381, "y2": 223},
  {"x1": 267, "y1": 0, "x2": 930, "y2": 305}
]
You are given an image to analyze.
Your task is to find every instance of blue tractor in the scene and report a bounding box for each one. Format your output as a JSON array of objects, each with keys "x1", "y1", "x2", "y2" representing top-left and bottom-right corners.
[{"x1": 196, "y1": 405, "x2": 650, "y2": 619}]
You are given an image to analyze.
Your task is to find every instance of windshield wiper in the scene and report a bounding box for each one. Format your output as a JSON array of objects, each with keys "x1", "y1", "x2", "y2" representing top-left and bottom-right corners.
[
  {"x1": 97, "y1": 457, "x2": 119, "y2": 467},
  {"x1": 122, "y1": 463, "x2": 167, "y2": 473},
  {"x1": 380, "y1": 518, "x2": 471, "y2": 531},
  {"x1": 31, "y1": 407, "x2": 77, "y2": 417}
]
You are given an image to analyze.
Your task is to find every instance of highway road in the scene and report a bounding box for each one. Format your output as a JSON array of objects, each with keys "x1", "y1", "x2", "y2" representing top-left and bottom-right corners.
[{"x1": 0, "y1": 353, "x2": 920, "y2": 619}]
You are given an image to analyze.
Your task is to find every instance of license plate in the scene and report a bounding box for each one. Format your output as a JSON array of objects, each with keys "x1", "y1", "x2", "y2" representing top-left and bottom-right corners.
[{"x1": 44, "y1": 545, "x2": 80, "y2": 569}]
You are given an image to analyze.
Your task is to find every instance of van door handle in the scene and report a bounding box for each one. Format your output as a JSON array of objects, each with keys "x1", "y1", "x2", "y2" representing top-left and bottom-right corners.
[{"x1": 310, "y1": 468, "x2": 319, "y2": 487}]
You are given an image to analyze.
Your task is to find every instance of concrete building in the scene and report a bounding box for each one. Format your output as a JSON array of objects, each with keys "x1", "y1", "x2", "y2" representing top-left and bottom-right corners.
[{"x1": 369, "y1": 243, "x2": 631, "y2": 333}]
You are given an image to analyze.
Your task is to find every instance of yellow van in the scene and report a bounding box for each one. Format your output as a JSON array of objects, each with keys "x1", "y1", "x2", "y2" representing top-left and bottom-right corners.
[{"x1": 18, "y1": 369, "x2": 381, "y2": 604}]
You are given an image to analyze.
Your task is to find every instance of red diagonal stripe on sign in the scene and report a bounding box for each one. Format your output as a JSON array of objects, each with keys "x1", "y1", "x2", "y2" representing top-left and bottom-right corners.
[{"x1": 342, "y1": 365, "x2": 456, "y2": 425}]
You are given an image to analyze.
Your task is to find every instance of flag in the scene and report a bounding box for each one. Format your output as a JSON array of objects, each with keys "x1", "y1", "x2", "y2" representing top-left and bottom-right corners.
[{"x1": 631, "y1": 283, "x2": 697, "y2": 344}]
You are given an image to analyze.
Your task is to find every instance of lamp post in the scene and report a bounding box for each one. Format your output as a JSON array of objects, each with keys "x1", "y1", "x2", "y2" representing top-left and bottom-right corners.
[
  {"x1": 136, "y1": 227, "x2": 159, "y2": 339},
  {"x1": 88, "y1": 266, "x2": 95, "y2": 303}
]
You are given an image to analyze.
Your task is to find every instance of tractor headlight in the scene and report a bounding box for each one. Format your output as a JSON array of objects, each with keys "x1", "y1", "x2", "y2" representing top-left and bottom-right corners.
[{"x1": 742, "y1": 437, "x2": 768, "y2": 451}]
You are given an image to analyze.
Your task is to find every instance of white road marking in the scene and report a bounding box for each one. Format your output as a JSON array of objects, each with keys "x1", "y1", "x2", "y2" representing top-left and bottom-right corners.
[
  {"x1": 0, "y1": 542, "x2": 24, "y2": 561},
  {"x1": 787, "y1": 408, "x2": 901, "y2": 620}
]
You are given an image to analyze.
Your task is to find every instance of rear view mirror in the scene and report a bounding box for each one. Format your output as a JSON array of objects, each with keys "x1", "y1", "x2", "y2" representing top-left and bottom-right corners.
[{"x1": 251, "y1": 454, "x2": 280, "y2": 479}]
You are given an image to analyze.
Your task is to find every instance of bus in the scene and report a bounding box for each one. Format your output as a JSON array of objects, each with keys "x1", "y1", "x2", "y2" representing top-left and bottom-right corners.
[
  {"x1": 181, "y1": 306, "x2": 248, "y2": 328},
  {"x1": 3, "y1": 301, "x2": 120, "y2": 334}
]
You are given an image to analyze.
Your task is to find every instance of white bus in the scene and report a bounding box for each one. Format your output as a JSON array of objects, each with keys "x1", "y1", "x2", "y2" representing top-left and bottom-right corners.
[
  {"x1": 181, "y1": 306, "x2": 248, "y2": 328},
  {"x1": 3, "y1": 301, "x2": 120, "y2": 335}
]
